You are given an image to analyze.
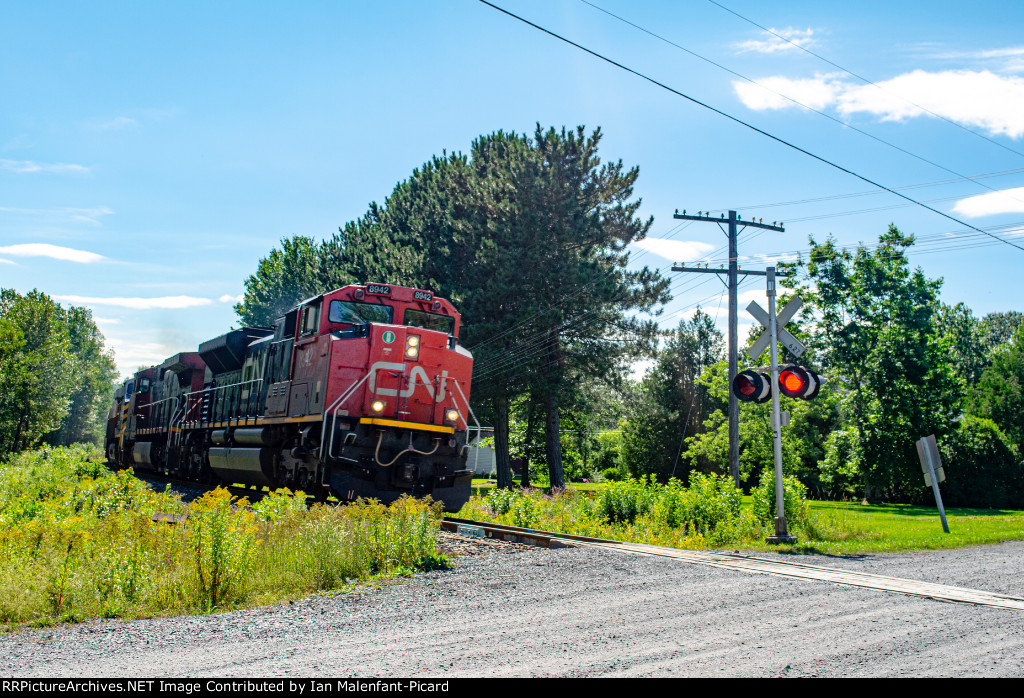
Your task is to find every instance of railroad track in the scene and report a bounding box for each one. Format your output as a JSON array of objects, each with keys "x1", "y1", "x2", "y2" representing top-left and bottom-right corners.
[
  {"x1": 105, "y1": 460, "x2": 307, "y2": 506},
  {"x1": 443, "y1": 517, "x2": 1024, "y2": 612},
  {"x1": 115, "y1": 465, "x2": 1024, "y2": 612}
]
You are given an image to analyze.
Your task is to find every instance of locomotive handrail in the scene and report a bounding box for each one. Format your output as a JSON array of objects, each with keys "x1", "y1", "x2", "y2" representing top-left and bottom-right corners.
[
  {"x1": 449, "y1": 378, "x2": 481, "y2": 448},
  {"x1": 145, "y1": 394, "x2": 181, "y2": 432},
  {"x1": 168, "y1": 398, "x2": 186, "y2": 450},
  {"x1": 181, "y1": 378, "x2": 264, "y2": 427},
  {"x1": 146, "y1": 395, "x2": 179, "y2": 409},
  {"x1": 322, "y1": 371, "x2": 373, "y2": 460}
]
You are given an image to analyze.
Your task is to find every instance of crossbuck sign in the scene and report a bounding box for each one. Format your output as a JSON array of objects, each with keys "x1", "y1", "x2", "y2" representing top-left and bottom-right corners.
[{"x1": 746, "y1": 296, "x2": 806, "y2": 361}]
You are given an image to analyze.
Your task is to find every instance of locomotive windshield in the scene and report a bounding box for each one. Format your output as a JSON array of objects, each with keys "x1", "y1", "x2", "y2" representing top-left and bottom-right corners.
[
  {"x1": 329, "y1": 300, "x2": 394, "y2": 326},
  {"x1": 404, "y1": 309, "x2": 455, "y2": 335}
]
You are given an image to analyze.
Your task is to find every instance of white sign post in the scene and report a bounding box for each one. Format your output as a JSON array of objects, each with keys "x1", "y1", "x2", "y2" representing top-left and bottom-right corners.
[
  {"x1": 747, "y1": 268, "x2": 799, "y2": 545},
  {"x1": 916, "y1": 435, "x2": 949, "y2": 534}
]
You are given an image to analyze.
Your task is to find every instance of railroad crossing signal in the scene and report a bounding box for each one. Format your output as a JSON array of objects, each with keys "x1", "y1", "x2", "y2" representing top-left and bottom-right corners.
[
  {"x1": 778, "y1": 365, "x2": 821, "y2": 400},
  {"x1": 732, "y1": 370, "x2": 772, "y2": 403},
  {"x1": 746, "y1": 296, "x2": 805, "y2": 360},
  {"x1": 732, "y1": 365, "x2": 823, "y2": 402}
]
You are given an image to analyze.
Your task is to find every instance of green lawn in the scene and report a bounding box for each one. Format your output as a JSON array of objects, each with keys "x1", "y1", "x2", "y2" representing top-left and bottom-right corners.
[
  {"x1": 763, "y1": 499, "x2": 1024, "y2": 555},
  {"x1": 468, "y1": 479, "x2": 1024, "y2": 555}
]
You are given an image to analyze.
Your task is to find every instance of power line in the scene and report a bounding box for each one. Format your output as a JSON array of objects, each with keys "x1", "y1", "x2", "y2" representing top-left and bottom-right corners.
[
  {"x1": 477, "y1": 1, "x2": 1024, "y2": 252},
  {"x1": 706, "y1": 0, "x2": 1024, "y2": 162},
  {"x1": 722, "y1": 166, "x2": 1024, "y2": 212},
  {"x1": 577, "y1": 0, "x2": 1024, "y2": 208}
]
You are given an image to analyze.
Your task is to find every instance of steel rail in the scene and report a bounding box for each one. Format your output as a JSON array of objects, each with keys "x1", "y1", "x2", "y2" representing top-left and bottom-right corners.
[{"x1": 444, "y1": 517, "x2": 1024, "y2": 611}]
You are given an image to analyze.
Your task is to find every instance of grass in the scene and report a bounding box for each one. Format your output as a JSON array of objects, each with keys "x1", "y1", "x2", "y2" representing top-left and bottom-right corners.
[
  {"x1": 467, "y1": 479, "x2": 1024, "y2": 556},
  {"x1": 0, "y1": 445, "x2": 449, "y2": 630},
  {"x1": 761, "y1": 499, "x2": 1024, "y2": 555}
]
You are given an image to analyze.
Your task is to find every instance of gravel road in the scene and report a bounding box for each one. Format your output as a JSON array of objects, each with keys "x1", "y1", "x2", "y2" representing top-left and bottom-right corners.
[{"x1": 3, "y1": 536, "x2": 1024, "y2": 678}]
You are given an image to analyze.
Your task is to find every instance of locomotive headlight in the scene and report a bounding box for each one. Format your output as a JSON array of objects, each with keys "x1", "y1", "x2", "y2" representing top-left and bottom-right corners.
[
  {"x1": 445, "y1": 409, "x2": 459, "y2": 423},
  {"x1": 371, "y1": 400, "x2": 385, "y2": 412},
  {"x1": 405, "y1": 335, "x2": 420, "y2": 360}
]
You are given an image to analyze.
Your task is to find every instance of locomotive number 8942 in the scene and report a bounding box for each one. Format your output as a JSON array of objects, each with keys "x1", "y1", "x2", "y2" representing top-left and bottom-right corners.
[{"x1": 104, "y1": 283, "x2": 478, "y2": 512}]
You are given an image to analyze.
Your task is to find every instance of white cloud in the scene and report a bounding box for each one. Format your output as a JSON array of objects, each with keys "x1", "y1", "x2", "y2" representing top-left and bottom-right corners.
[
  {"x1": 952, "y1": 186, "x2": 1024, "y2": 217},
  {"x1": 733, "y1": 75, "x2": 841, "y2": 111},
  {"x1": 54, "y1": 295, "x2": 213, "y2": 309},
  {"x1": 93, "y1": 116, "x2": 138, "y2": 130},
  {"x1": 67, "y1": 206, "x2": 115, "y2": 224},
  {"x1": 218, "y1": 293, "x2": 244, "y2": 303},
  {"x1": 0, "y1": 243, "x2": 105, "y2": 263},
  {"x1": 106, "y1": 338, "x2": 182, "y2": 375},
  {"x1": 930, "y1": 45, "x2": 1024, "y2": 72},
  {"x1": 0, "y1": 206, "x2": 114, "y2": 225},
  {"x1": 0, "y1": 258, "x2": 14, "y2": 265},
  {"x1": 0, "y1": 159, "x2": 90, "y2": 174},
  {"x1": 735, "y1": 69, "x2": 1024, "y2": 139},
  {"x1": 631, "y1": 238, "x2": 715, "y2": 263},
  {"x1": 738, "y1": 288, "x2": 769, "y2": 322},
  {"x1": 959, "y1": 46, "x2": 1024, "y2": 60},
  {"x1": 839, "y1": 70, "x2": 1024, "y2": 137},
  {"x1": 735, "y1": 27, "x2": 815, "y2": 54}
]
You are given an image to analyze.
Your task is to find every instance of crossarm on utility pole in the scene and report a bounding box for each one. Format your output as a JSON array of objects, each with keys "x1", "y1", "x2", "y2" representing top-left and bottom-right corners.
[{"x1": 669, "y1": 210, "x2": 784, "y2": 489}]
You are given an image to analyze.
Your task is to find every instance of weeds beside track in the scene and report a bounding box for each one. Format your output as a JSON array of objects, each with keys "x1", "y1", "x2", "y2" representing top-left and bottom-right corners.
[{"x1": 0, "y1": 445, "x2": 448, "y2": 629}]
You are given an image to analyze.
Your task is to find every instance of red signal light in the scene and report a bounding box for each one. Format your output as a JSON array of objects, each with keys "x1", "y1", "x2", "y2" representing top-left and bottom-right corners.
[
  {"x1": 778, "y1": 365, "x2": 821, "y2": 400},
  {"x1": 733, "y1": 370, "x2": 772, "y2": 403}
]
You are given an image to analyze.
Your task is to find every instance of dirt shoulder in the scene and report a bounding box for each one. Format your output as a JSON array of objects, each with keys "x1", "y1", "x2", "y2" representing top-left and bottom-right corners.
[{"x1": 2, "y1": 537, "x2": 1023, "y2": 677}]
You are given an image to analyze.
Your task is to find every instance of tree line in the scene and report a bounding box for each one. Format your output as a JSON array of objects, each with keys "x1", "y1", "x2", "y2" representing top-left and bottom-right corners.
[
  {"x1": 6, "y1": 125, "x2": 1018, "y2": 509},
  {"x1": 228, "y1": 124, "x2": 1021, "y2": 507},
  {"x1": 235, "y1": 125, "x2": 669, "y2": 490},
  {"x1": 625, "y1": 227, "x2": 1024, "y2": 508},
  {"x1": 0, "y1": 289, "x2": 118, "y2": 460}
]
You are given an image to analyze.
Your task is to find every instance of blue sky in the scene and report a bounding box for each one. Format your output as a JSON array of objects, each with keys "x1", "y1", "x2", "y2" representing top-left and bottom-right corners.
[{"x1": 3, "y1": 0, "x2": 1024, "y2": 375}]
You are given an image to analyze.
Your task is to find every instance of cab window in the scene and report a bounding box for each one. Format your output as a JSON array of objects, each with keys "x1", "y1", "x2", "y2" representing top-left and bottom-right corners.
[
  {"x1": 299, "y1": 301, "x2": 321, "y2": 337},
  {"x1": 404, "y1": 309, "x2": 455, "y2": 335},
  {"x1": 329, "y1": 300, "x2": 394, "y2": 326}
]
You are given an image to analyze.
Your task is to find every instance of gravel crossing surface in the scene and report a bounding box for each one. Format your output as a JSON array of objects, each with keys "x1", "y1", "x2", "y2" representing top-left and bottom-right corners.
[{"x1": 3, "y1": 535, "x2": 1024, "y2": 678}]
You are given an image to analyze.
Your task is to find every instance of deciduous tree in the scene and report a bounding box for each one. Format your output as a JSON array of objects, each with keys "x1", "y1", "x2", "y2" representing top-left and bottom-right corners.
[
  {"x1": 0, "y1": 290, "x2": 77, "y2": 457},
  {"x1": 788, "y1": 226, "x2": 961, "y2": 501}
]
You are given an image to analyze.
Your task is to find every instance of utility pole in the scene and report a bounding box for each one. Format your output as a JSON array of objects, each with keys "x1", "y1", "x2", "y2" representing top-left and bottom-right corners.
[{"x1": 671, "y1": 210, "x2": 784, "y2": 486}]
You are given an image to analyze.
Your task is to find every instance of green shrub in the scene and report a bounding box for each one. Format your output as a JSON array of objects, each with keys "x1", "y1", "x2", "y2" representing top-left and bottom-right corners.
[
  {"x1": 595, "y1": 474, "x2": 743, "y2": 540},
  {"x1": 596, "y1": 477, "x2": 658, "y2": 524},
  {"x1": 752, "y1": 470, "x2": 809, "y2": 528},
  {"x1": 681, "y1": 472, "x2": 742, "y2": 534},
  {"x1": 509, "y1": 495, "x2": 539, "y2": 528},
  {"x1": 484, "y1": 487, "x2": 521, "y2": 515},
  {"x1": 601, "y1": 467, "x2": 622, "y2": 482},
  {"x1": 938, "y1": 416, "x2": 1023, "y2": 509}
]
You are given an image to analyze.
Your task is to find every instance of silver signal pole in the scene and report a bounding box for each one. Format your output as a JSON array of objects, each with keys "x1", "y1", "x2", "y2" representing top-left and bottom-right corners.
[{"x1": 765, "y1": 267, "x2": 795, "y2": 544}]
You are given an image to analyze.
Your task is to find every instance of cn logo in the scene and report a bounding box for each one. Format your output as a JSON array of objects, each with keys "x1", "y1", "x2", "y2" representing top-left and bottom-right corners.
[{"x1": 368, "y1": 362, "x2": 448, "y2": 403}]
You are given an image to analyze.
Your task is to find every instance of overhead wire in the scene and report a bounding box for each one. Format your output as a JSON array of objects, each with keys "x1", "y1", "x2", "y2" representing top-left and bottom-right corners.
[
  {"x1": 477, "y1": 0, "x2": 1024, "y2": 253},
  {"x1": 577, "y1": 0, "x2": 1024, "y2": 209},
  {"x1": 706, "y1": 0, "x2": 1024, "y2": 162},
  {"x1": 468, "y1": 215, "x2": 764, "y2": 379},
  {"x1": 470, "y1": 7, "x2": 1021, "y2": 379}
]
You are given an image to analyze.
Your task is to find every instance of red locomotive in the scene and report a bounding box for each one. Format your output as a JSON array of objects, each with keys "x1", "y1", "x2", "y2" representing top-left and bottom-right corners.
[{"x1": 104, "y1": 283, "x2": 477, "y2": 511}]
